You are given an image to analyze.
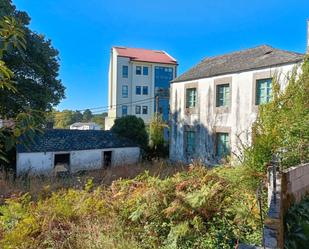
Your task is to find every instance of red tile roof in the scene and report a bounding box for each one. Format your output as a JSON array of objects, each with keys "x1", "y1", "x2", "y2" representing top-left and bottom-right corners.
[{"x1": 114, "y1": 47, "x2": 177, "y2": 65}]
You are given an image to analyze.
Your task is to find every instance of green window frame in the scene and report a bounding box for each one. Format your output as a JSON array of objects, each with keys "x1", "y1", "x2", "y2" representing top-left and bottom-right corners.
[
  {"x1": 186, "y1": 88, "x2": 197, "y2": 108},
  {"x1": 185, "y1": 130, "x2": 195, "y2": 155},
  {"x1": 256, "y1": 78, "x2": 272, "y2": 105},
  {"x1": 216, "y1": 133, "x2": 230, "y2": 159},
  {"x1": 216, "y1": 84, "x2": 230, "y2": 107}
]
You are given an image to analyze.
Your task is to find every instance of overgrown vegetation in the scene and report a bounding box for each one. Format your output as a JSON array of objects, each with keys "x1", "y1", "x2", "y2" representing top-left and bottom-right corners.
[
  {"x1": 243, "y1": 56, "x2": 309, "y2": 172},
  {"x1": 148, "y1": 114, "x2": 169, "y2": 158},
  {"x1": 0, "y1": 164, "x2": 264, "y2": 249},
  {"x1": 48, "y1": 109, "x2": 107, "y2": 129},
  {"x1": 0, "y1": 14, "x2": 42, "y2": 165},
  {"x1": 284, "y1": 196, "x2": 309, "y2": 249}
]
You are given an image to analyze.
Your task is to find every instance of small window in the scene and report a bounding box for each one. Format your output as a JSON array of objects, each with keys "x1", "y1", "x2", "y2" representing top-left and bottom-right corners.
[
  {"x1": 122, "y1": 85, "x2": 128, "y2": 98},
  {"x1": 142, "y1": 106, "x2": 148, "y2": 114},
  {"x1": 143, "y1": 66, "x2": 149, "y2": 75},
  {"x1": 186, "y1": 88, "x2": 197, "y2": 108},
  {"x1": 142, "y1": 86, "x2": 148, "y2": 95},
  {"x1": 135, "y1": 105, "x2": 141, "y2": 114},
  {"x1": 122, "y1": 105, "x2": 128, "y2": 116},
  {"x1": 136, "y1": 66, "x2": 142, "y2": 75},
  {"x1": 185, "y1": 131, "x2": 195, "y2": 155},
  {"x1": 216, "y1": 133, "x2": 230, "y2": 159},
  {"x1": 136, "y1": 86, "x2": 141, "y2": 95},
  {"x1": 256, "y1": 78, "x2": 272, "y2": 105},
  {"x1": 216, "y1": 84, "x2": 230, "y2": 107},
  {"x1": 122, "y1": 65, "x2": 128, "y2": 78}
]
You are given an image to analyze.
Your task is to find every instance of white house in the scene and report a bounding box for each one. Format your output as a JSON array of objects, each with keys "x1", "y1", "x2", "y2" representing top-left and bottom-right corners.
[
  {"x1": 169, "y1": 45, "x2": 304, "y2": 164},
  {"x1": 16, "y1": 129, "x2": 140, "y2": 175},
  {"x1": 105, "y1": 46, "x2": 178, "y2": 130},
  {"x1": 70, "y1": 122, "x2": 101, "y2": 130}
]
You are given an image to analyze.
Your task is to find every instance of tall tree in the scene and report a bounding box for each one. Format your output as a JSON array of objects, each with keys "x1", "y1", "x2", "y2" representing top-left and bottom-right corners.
[
  {"x1": 0, "y1": 0, "x2": 65, "y2": 118},
  {"x1": 83, "y1": 109, "x2": 93, "y2": 122},
  {"x1": 0, "y1": 15, "x2": 42, "y2": 164},
  {"x1": 111, "y1": 115, "x2": 148, "y2": 150}
]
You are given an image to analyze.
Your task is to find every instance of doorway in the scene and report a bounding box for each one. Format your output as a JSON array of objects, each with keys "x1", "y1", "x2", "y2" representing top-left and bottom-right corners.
[
  {"x1": 103, "y1": 151, "x2": 112, "y2": 168},
  {"x1": 54, "y1": 153, "x2": 70, "y2": 176}
]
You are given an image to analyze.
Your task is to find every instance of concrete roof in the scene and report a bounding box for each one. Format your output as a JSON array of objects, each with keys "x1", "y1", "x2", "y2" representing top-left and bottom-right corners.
[
  {"x1": 17, "y1": 129, "x2": 138, "y2": 153},
  {"x1": 172, "y1": 45, "x2": 304, "y2": 83},
  {"x1": 114, "y1": 46, "x2": 177, "y2": 65}
]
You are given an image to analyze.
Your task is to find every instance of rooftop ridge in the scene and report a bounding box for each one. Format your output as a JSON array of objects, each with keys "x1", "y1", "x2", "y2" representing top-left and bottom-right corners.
[{"x1": 173, "y1": 44, "x2": 304, "y2": 83}]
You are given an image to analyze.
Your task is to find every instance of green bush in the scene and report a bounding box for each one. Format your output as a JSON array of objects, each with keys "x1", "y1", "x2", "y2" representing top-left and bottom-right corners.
[
  {"x1": 243, "y1": 56, "x2": 309, "y2": 172},
  {"x1": 284, "y1": 196, "x2": 309, "y2": 249},
  {"x1": 0, "y1": 165, "x2": 264, "y2": 249}
]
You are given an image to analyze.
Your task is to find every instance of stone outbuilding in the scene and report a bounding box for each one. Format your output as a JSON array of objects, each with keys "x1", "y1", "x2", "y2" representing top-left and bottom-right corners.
[{"x1": 16, "y1": 129, "x2": 140, "y2": 175}]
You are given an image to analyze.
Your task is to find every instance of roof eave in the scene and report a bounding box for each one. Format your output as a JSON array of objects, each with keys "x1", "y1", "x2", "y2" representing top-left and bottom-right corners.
[{"x1": 171, "y1": 59, "x2": 303, "y2": 84}]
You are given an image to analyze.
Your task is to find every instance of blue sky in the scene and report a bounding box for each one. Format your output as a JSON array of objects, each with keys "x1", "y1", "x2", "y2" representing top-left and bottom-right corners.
[{"x1": 14, "y1": 0, "x2": 309, "y2": 112}]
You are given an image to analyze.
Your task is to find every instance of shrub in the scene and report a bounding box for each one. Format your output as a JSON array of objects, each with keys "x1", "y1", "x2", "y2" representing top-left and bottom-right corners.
[
  {"x1": 243, "y1": 56, "x2": 309, "y2": 173},
  {"x1": 0, "y1": 165, "x2": 264, "y2": 248}
]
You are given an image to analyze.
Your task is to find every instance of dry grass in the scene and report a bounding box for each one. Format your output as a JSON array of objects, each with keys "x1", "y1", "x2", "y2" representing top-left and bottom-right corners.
[{"x1": 0, "y1": 160, "x2": 188, "y2": 204}]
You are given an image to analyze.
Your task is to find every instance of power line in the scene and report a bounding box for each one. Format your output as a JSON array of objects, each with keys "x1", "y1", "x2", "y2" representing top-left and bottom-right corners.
[
  {"x1": 52, "y1": 97, "x2": 156, "y2": 121},
  {"x1": 76, "y1": 96, "x2": 156, "y2": 112}
]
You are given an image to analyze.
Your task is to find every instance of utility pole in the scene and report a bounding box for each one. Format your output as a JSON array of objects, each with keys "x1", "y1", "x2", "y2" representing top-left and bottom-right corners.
[{"x1": 155, "y1": 95, "x2": 159, "y2": 120}]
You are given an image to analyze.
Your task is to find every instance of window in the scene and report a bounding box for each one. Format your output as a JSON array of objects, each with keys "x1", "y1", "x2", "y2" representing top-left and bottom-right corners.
[
  {"x1": 142, "y1": 106, "x2": 148, "y2": 114},
  {"x1": 122, "y1": 85, "x2": 128, "y2": 98},
  {"x1": 136, "y1": 86, "x2": 141, "y2": 95},
  {"x1": 143, "y1": 66, "x2": 149, "y2": 75},
  {"x1": 186, "y1": 88, "x2": 197, "y2": 108},
  {"x1": 216, "y1": 84, "x2": 230, "y2": 107},
  {"x1": 256, "y1": 78, "x2": 272, "y2": 105},
  {"x1": 142, "y1": 86, "x2": 148, "y2": 95},
  {"x1": 122, "y1": 65, "x2": 128, "y2": 78},
  {"x1": 185, "y1": 131, "x2": 195, "y2": 155},
  {"x1": 122, "y1": 105, "x2": 128, "y2": 116},
  {"x1": 135, "y1": 105, "x2": 141, "y2": 114},
  {"x1": 136, "y1": 66, "x2": 142, "y2": 75},
  {"x1": 216, "y1": 133, "x2": 230, "y2": 159}
]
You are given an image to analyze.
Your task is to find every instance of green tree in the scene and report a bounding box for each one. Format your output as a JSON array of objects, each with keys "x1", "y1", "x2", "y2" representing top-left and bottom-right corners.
[
  {"x1": 0, "y1": 0, "x2": 65, "y2": 117},
  {"x1": 149, "y1": 115, "x2": 168, "y2": 157},
  {"x1": 0, "y1": 15, "x2": 42, "y2": 164},
  {"x1": 91, "y1": 113, "x2": 107, "y2": 129},
  {"x1": 83, "y1": 109, "x2": 93, "y2": 122},
  {"x1": 72, "y1": 111, "x2": 83, "y2": 123},
  {"x1": 53, "y1": 110, "x2": 75, "y2": 129},
  {"x1": 244, "y1": 56, "x2": 309, "y2": 172},
  {"x1": 111, "y1": 115, "x2": 148, "y2": 150}
]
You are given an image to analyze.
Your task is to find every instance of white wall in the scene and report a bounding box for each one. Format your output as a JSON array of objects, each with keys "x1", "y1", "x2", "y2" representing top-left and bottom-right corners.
[
  {"x1": 16, "y1": 147, "x2": 140, "y2": 175},
  {"x1": 105, "y1": 48, "x2": 177, "y2": 130},
  {"x1": 170, "y1": 63, "x2": 300, "y2": 163}
]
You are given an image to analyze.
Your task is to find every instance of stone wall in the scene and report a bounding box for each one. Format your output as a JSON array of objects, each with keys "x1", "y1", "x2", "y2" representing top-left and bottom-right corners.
[{"x1": 263, "y1": 163, "x2": 309, "y2": 249}]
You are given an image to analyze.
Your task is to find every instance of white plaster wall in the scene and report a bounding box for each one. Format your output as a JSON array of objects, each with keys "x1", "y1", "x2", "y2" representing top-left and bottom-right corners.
[
  {"x1": 170, "y1": 63, "x2": 300, "y2": 163},
  {"x1": 17, "y1": 147, "x2": 140, "y2": 175}
]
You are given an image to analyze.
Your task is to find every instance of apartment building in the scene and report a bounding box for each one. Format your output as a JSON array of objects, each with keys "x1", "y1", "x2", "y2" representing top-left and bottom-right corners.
[
  {"x1": 105, "y1": 47, "x2": 177, "y2": 130},
  {"x1": 170, "y1": 45, "x2": 304, "y2": 164}
]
